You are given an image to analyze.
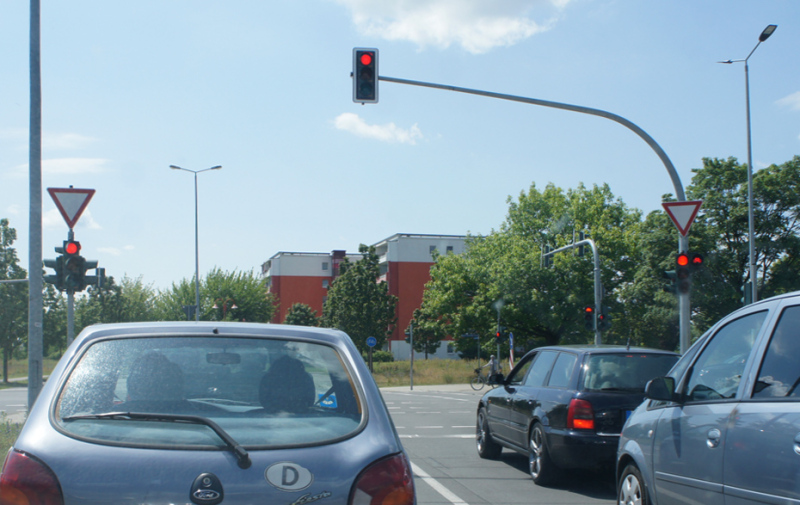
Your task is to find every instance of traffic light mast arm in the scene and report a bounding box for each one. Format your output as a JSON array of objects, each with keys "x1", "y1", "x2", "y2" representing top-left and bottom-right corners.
[
  {"x1": 543, "y1": 239, "x2": 602, "y2": 345},
  {"x1": 378, "y1": 73, "x2": 691, "y2": 353}
]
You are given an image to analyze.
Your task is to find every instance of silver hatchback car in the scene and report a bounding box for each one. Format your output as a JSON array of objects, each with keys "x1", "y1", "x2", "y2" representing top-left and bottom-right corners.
[
  {"x1": 0, "y1": 322, "x2": 415, "y2": 505},
  {"x1": 617, "y1": 291, "x2": 800, "y2": 505}
]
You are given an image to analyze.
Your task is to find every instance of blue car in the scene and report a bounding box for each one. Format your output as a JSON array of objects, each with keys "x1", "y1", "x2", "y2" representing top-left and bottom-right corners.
[
  {"x1": 0, "y1": 322, "x2": 415, "y2": 505},
  {"x1": 617, "y1": 291, "x2": 800, "y2": 505}
]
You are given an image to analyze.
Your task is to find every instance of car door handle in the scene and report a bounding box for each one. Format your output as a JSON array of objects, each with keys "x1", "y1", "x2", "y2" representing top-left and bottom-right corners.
[
  {"x1": 794, "y1": 433, "x2": 800, "y2": 456},
  {"x1": 707, "y1": 428, "x2": 721, "y2": 449}
]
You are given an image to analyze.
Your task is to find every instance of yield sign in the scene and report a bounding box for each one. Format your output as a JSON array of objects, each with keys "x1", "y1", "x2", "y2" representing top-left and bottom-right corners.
[
  {"x1": 48, "y1": 187, "x2": 95, "y2": 229},
  {"x1": 662, "y1": 200, "x2": 703, "y2": 236}
]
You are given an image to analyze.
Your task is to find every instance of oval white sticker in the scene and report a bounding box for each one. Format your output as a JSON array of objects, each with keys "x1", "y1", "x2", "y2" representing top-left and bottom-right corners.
[{"x1": 265, "y1": 462, "x2": 314, "y2": 491}]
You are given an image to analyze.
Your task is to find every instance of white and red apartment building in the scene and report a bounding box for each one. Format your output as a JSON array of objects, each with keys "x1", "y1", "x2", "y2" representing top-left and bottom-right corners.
[{"x1": 262, "y1": 233, "x2": 467, "y2": 360}]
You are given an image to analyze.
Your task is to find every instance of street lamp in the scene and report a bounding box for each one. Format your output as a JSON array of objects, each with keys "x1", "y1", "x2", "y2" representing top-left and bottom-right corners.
[
  {"x1": 170, "y1": 164, "x2": 222, "y2": 320},
  {"x1": 720, "y1": 24, "x2": 777, "y2": 304}
]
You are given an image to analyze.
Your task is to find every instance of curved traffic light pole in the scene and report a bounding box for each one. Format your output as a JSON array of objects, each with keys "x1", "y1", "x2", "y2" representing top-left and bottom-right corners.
[{"x1": 378, "y1": 75, "x2": 691, "y2": 353}]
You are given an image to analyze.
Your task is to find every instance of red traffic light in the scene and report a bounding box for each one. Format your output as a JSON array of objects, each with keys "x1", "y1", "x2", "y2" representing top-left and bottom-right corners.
[
  {"x1": 676, "y1": 253, "x2": 690, "y2": 267},
  {"x1": 691, "y1": 254, "x2": 704, "y2": 266},
  {"x1": 64, "y1": 240, "x2": 80, "y2": 256},
  {"x1": 584, "y1": 306, "x2": 594, "y2": 314},
  {"x1": 360, "y1": 53, "x2": 373, "y2": 66}
]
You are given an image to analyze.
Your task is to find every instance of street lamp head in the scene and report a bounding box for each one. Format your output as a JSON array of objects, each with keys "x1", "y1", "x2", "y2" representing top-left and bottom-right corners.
[
  {"x1": 169, "y1": 165, "x2": 182, "y2": 170},
  {"x1": 759, "y1": 24, "x2": 777, "y2": 42},
  {"x1": 210, "y1": 165, "x2": 222, "y2": 171}
]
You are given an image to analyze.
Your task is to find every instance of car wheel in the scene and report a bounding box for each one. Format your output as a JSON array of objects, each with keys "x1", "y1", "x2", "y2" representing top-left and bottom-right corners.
[
  {"x1": 529, "y1": 423, "x2": 559, "y2": 486},
  {"x1": 476, "y1": 408, "x2": 502, "y2": 459},
  {"x1": 618, "y1": 463, "x2": 648, "y2": 505}
]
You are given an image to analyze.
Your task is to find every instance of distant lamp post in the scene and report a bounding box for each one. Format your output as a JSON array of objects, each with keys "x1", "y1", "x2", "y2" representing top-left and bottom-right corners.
[
  {"x1": 720, "y1": 24, "x2": 777, "y2": 304},
  {"x1": 170, "y1": 164, "x2": 222, "y2": 320},
  {"x1": 213, "y1": 298, "x2": 238, "y2": 320}
]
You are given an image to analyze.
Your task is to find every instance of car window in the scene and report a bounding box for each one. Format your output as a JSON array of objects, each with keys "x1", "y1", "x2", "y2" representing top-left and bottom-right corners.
[
  {"x1": 55, "y1": 336, "x2": 363, "y2": 449},
  {"x1": 522, "y1": 351, "x2": 558, "y2": 387},
  {"x1": 547, "y1": 353, "x2": 577, "y2": 388},
  {"x1": 508, "y1": 353, "x2": 535, "y2": 385},
  {"x1": 582, "y1": 353, "x2": 678, "y2": 392},
  {"x1": 753, "y1": 305, "x2": 800, "y2": 399},
  {"x1": 684, "y1": 311, "x2": 768, "y2": 402}
]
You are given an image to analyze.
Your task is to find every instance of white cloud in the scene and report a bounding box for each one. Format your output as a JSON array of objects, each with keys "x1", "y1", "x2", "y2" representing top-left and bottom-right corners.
[
  {"x1": 334, "y1": 0, "x2": 568, "y2": 53},
  {"x1": 777, "y1": 91, "x2": 800, "y2": 112},
  {"x1": 98, "y1": 245, "x2": 134, "y2": 257},
  {"x1": 43, "y1": 132, "x2": 97, "y2": 150},
  {"x1": 43, "y1": 208, "x2": 101, "y2": 231},
  {"x1": 334, "y1": 112, "x2": 423, "y2": 144},
  {"x1": 3, "y1": 158, "x2": 110, "y2": 179}
]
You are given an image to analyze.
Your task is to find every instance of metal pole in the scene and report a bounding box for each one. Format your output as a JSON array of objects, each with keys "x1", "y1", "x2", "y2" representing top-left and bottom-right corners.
[
  {"x1": 28, "y1": 0, "x2": 44, "y2": 409},
  {"x1": 409, "y1": 321, "x2": 414, "y2": 391},
  {"x1": 744, "y1": 60, "x2": 757, "y2": 304},
  {"x1": 193, "y1": 172, "x2": 200, "y2": 321},
  {"x1": 67, "y1": 291, "x2": 74, "y2": 345}
]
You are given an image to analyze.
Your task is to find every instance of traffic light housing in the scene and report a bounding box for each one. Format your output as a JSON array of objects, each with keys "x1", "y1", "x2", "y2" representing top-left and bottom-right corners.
[
  {"x1": 598, "y1": 306, "x2": 612, "y2": 331},
  {"x1": 353, "y1": 48, "x2": 378, "y2": 104},
  {"x1": 43, "y1": 256, "x2": 64, "y2": 291},
  {"x1": 662, "y1": 270, "x2": 678, "y2": 294},
  {"x1": 584, "y1": 306, "x2": 594, "y2": 331},
  {"x1": 676, "y1": 252, "x2": 691, "y2": 294}
]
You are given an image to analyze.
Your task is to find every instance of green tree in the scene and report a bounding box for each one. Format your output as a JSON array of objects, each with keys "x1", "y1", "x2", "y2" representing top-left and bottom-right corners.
[
  {"x1": 0, "y1": 219, "x2": 28, "y2": 382},
  {"x1": 284, "y1": 303, "x2": 319, "y2": 326},
  {"x1": 421, "y1": 183, "x2": 643, "y2": 354},
  {"x1": 202, "y1": 268, "x2": 276, "y2": 323},
  {"x1": 76, "y1": 276, "x2": 158, "y2": 331},
  {"x1": 321, "y1": 244, "x2": 397, "y2": 354}
]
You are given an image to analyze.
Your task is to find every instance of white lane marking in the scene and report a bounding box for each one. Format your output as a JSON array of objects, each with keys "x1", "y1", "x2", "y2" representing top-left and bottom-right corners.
[{"x1": 411, "y1": 461, "x2": 469, "y2": 505}]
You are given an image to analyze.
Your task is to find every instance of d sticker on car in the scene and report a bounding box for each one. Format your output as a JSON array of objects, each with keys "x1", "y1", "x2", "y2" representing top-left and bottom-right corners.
[{"x1": 266, "y1": 462, "x2": 314, "y2": 491}]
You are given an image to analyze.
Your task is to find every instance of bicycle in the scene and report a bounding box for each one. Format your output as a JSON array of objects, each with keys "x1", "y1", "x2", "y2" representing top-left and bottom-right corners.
[{"x1": 471, "y1": 368, "x2": 489, "y2": 391}]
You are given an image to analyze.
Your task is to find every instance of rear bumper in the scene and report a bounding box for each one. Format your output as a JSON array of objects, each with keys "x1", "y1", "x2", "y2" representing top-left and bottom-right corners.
[{"x1": 546, "y1": 429, "x2": 619, "y2": 470}]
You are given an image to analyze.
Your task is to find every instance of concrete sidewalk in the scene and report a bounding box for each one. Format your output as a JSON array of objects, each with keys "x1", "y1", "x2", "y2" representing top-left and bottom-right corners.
[{"x1": 380, "y1": 383, "x2": 482, "y2": 394}]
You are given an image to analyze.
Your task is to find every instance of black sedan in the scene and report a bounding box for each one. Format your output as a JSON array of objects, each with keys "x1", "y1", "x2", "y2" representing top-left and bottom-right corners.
[{"x1": 476, "y1": 345, "x2": 678, "y2": 486}]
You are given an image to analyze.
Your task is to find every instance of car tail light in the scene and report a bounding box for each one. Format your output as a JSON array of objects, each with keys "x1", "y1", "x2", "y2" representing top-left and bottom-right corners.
[
  {"x1": 350, "y1": 453, "x2": 415, "y2": 505},
  {"x1": 0, "y1": 449, "x2": 64, "y2": 505},
  {"x1": 567, "y1": 398, "x2": 595, "y2": 430}
]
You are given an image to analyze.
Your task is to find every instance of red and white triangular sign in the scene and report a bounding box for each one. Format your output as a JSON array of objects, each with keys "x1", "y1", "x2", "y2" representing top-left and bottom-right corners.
[
  {"x1": 47, "y1": 187, "x2": 95, "y2": 229},
  {"x1": 662, "y1": 200, "x2": 703, "y2": 236}
]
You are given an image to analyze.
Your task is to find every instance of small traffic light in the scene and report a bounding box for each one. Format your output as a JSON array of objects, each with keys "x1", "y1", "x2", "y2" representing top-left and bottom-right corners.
[
  {"x1": 82, "y1": 260, "x2": 99, "y2": 290},
  {"x1": 690, "y1": 253, "x2": 704, "y2": 271},
  {"x1": 676, "y1": 252, "x2": 691, "y2": 294},
  {"x1": 741, "y1": 281, "x2": 753, "y2": 305},
  {"x1": 662, "y1": 270, "x2": 678, "y2": 294},
  {"x1": 353, "y1": 48, "x2": 378, "y2": 104},
  {"x1": 43, "y1": 256, "x2": 64, "y2": 291},
  {"x1": 543, "y1": 245, "x2": 552, "y2": 268},
  {"x1": 598, "y1": 306, "x2": 612, "y2": 331},
  {"x1": 584, "y1": 306, "x2": 595, "y2": 331}
]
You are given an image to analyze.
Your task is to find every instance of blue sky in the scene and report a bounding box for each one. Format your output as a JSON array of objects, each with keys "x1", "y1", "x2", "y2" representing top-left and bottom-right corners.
[{"x1": 2, "y1": 1, "x2": 799, "y2": 290}]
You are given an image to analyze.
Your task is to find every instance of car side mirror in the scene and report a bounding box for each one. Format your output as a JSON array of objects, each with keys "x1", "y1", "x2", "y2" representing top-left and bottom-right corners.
[
  {"x1": 645, "y1": 376, "x2": 677, "y2": 402},
  {"x1": 487, "y1": 373, "x2": 505, "y2": 385}
]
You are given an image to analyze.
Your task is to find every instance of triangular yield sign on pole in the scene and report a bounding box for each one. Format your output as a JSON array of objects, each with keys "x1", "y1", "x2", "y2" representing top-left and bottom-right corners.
[
  {"x1": 48, "y1": 187, "x2": 95, "y2": 229},
  {"x1": 662, "y1": 200, "x2": 703, "y2": 237}
]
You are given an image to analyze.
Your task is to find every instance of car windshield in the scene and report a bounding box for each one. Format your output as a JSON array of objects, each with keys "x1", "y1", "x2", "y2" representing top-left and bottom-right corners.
[
  {"x1": 581, "y1": 353, "x2": 678, "y2": 392},
  {"x1": 55, "y1": 336, "x2": 363, "y2": 449}
]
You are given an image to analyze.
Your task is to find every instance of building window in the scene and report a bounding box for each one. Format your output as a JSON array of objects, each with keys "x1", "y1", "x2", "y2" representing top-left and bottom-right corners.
[
  {"x1": 447, "y1": 344, "x2": 455, "y2": 354},
  {"x1": 446, "y1": 246, "x2": 454, "y2": 253},
  {"x1": 322, "y1": 262, "x2": 329, "y2": 271},
  {"x1": 430, "y1": 245, "x2": 437, "y2": 254},
  {"x1": 322, "y1": 279, "x2": 329, "y2": 289}
]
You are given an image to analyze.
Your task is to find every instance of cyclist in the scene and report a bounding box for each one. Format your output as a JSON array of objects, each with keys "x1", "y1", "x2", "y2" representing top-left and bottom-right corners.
[{"x1": 481, "y1": 355, "x2": 500, "y2": 377}]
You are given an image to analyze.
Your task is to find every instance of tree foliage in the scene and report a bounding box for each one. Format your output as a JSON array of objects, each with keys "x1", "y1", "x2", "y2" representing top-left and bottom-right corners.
[
  {"x1": 0, "y1": 219, "x2": 27, "y2": 382},
  {"x1": 321, "y1": 244, "x2": 397, "y2": 354},
  {"x1": 284, "y1": 303, "x2": 319, "y2": 327}
]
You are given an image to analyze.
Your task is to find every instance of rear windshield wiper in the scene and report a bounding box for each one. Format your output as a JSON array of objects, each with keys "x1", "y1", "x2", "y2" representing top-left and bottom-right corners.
[{"x1": 62, "y1": 412, "x2": 251, "y2": 469}]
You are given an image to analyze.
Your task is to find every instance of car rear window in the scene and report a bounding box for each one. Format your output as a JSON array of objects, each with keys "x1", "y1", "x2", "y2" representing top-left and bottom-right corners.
[
  {"x1": 55, "y1": 336, "x2": 363, "y2": 449},
  {"x1": 581, "y1": 353, "x2": 678, "y2": 392}
]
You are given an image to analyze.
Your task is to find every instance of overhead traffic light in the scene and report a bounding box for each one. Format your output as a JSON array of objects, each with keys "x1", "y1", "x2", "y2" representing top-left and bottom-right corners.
[
  {"x1": 584, "y1": 306, "x2": 595, "y2": 331},
  {"x1": 353, "y1": 48, "x2": 378, "y2": 104}
]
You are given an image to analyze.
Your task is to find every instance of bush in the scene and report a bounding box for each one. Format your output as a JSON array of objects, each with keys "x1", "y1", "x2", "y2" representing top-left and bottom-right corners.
[{"x1": 362, "y1": 350, "x2": 394, "y2": 363}]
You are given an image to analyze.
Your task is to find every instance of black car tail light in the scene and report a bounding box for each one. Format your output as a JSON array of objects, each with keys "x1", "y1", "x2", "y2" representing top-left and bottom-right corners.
[
  {"x1": 350, "y1": 452, "x2": 415, "y2": 505},
  {"x1": 0, "y1": 449, "x2": 64, "y2": 505},
  {"x1": 567, "y1": 399, "x2": 595, "y2": 430}
]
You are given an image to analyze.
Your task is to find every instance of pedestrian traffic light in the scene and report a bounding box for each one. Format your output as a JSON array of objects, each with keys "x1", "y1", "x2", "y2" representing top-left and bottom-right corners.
[
  {"x1": 690, "y1": 253, "x2": 704, "y2": 271},
  {"x1": 676, "y1": 252, "x2": 691, "y2": 294},
  {"x1": 353, "y1": 48, "x2": 378, "y2": 104},
  {"x1": 43, "y1": 256, "x2": 64, "y2": 291},
  {"x1": 584, "y1": 306, "x2": 595, "y2": 331}
]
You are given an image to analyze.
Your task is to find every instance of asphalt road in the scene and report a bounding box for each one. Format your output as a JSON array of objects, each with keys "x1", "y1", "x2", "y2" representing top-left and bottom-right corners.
[
  {"x1": 0, "y1": 386, "x2": 28, "y2": 423},
  {"x1": 381, "y1": 384, "x2": 616, "y2": 505}
]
